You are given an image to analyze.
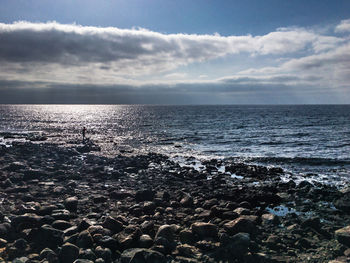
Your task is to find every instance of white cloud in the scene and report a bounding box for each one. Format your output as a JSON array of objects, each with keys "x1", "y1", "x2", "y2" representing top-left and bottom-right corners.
[{"x1": 335, "y1": 19, "x2": 350, "y2": 33}]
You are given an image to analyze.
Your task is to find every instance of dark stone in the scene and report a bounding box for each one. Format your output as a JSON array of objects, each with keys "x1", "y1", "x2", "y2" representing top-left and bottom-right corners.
[
  {"x1": 191, "y1": 222, "x2": 218, "y2": 239},
  {"x1": 59, "y1": 243, "x2": 79, "y2": 263},
  {"x1": 76, "y1": 230, "x2": 94, "y2": 249},
  {"x1": 135, "y1": 189, "x2": 155, "y2": 201},
  {"x1": 64, "y1": 197, "x2": 79, "y2": 212},
  {"x1": 102, "y1": 216, "x2": 123, "y2": 233}
]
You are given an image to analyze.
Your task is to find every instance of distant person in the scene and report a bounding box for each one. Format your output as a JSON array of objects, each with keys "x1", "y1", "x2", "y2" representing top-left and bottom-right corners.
[{"x1": 82, "y1": 126, "x2": 87, "y2": 142}]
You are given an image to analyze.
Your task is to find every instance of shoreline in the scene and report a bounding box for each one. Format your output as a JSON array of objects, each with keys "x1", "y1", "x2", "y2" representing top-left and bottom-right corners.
[{"x1": 1, "y1": 141, "x2": 350, "y2": 262}]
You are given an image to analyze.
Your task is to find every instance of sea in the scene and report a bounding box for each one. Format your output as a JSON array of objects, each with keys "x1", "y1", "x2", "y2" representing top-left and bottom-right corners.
[{"x1": 0, "y1": 105, "x2": 349, "y2": 186}]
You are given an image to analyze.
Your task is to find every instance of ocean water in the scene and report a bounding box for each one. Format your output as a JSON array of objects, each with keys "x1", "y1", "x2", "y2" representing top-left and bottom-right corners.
[{"x1": 0, "y1": 105, "x2": 350, "y2": 183}]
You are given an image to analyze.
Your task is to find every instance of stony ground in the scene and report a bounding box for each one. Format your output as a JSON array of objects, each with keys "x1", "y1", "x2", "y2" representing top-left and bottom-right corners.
[{"x1": 1, "y1": 141, "x2": 350, "y2": 263}]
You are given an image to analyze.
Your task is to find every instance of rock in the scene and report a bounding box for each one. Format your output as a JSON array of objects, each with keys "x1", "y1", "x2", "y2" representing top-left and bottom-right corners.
[
  {"x1": 40, "y1": 247, "x2": 58, "y2": 262},
  {"x1": 102, "y1": 216, "x2": 123, "y2": 233},
  {"x1": 179, "y1": 229, "x2": 195, "y2": 245},
  {"x1": 261, "y1": 213, "x2": 280, "y2": 226},
  {"x1": 180, "y1": 194, "x2": 193, "y2": 207},
  {"x1": 0, "y1": 223, "x2": 11, "y2": 238},
  {"x1": 191, "y1": 222, "x2": 218, "y2": 239},
  {"x1": 135, "y1": 189, "x2": 155, "y2": 201},
  {"x1": 73, "y1": 260, "x2": 94, "y2": 263},
  {"x1": 52, "y1": 220, "x2": 73, "y2": 230},
  {"x1": 13, "y1": 238, "x2": 28, "y2": 251},
  {"x1": 11, "y1": 213, "x2": 42, "y2": 231},
  {"x1": 94, "y1": 246, "x2": 112, "y2": 263},
  {"x1": 335, "y1": 226, "x2": 350, "y2": 247},
  {"x1": 139, "y1": 234, "x2": 153, "y2": 248},
  {"x1": 155, "y1": 225, "x2": 175, "y2": 242},
  {"x1": 224, "y1": 232, "x2": 250, "y2": 258},
  {"x1": 76, "y1": 230, "x2": 94, "y2": 248},
  {"x1": 93, "y1": 195, "x2": 108, "y2": 203},
  {"x1": 233, "y1": 207, "x2": 250, "y2": 215},
  {"x1": 176, "y1": 244, "x2": 200, "y2": 258},
  {"x1": 223, "y1": 216, "x2": 257, "y2": 235},
  {"x1": 0, "y1": 238, "x2": 8, "y2": 247},
  {"x1": 78, "y1": 248, "x2": 97, "y2": 261},
  {"x1": 59, "y1": 243, "x2": 79, "y2": 263},
  {"x1": 29, "y1": 224, "x2": 64, "y2": 249},
  {"x1": 301, "y1": 217, "x2": 321, "y2": 230},
  {"x1": 12, "y1": 257, "x2": 29, "y2": 263},
  {"x1": 120, "y1": 248, "x2": 166, "y2": 263},
  {"x1": 64, "y1": 197, "x2": 79, "y2": 212},
  {"x1": 97, "y1": 236, "x2": 118, "y2": 251}
]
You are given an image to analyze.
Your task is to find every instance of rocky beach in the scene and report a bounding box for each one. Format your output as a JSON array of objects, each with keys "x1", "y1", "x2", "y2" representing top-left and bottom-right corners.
[{"x1": 0, "y1": 139, "x2": 350, "y2": 263}]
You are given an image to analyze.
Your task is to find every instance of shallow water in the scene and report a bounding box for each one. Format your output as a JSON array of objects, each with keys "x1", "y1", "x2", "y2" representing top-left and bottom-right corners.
[{"x1": 0, "y1": 104, "x2": 349, "y2": 182}]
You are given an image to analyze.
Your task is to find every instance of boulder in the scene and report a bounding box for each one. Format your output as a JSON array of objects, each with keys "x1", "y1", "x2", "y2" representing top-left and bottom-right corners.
[
  {"x1": 191, "y1": 222, "x2": 218, "y2": 239},
  {"x1": 59, "y1": 243, "x2": 79, "y2": 263},
  {"x1": 223, "y1": 216, "x2": 257, "y2": 235},
  {"x1": 335, "y1": 226, "x2": 350, "y2": 247}
]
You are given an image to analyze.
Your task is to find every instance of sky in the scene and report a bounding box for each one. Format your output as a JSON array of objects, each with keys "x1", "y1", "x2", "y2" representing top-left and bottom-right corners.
[{"x1": 0, "y1": 0, "x2": 350, "y2": 104}]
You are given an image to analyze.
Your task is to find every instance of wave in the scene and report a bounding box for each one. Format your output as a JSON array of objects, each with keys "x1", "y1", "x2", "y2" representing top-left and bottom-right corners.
[{"x1": 247, "y1": 156, "x2": 350, "y2": 166}]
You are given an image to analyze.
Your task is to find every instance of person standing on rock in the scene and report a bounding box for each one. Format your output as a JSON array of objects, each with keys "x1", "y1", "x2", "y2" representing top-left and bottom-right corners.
[{"x1": 82, "y1": 126, "x2": 87, "y2": 142}]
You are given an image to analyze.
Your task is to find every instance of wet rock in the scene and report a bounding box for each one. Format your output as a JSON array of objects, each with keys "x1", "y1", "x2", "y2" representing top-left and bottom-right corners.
[
  {"x1": 59, "y1": 243, "x2": 79, "y2": 263},
  {"x1": 120, "y1": 248, "x2": 166, "y2": 263},
  {"x1": 223, "y1": 216, "x2": 257, "y2": 235},
  {"x1": 93, "y1": 195, "x2": 108, "y2": 204},
  {"x1": 191, "y1": 222, "x2": 218, "y2": 239}
]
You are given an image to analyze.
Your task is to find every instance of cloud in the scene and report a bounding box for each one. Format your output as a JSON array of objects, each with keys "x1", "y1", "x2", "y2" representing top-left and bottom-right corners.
[
  {"x1": 0, "y1": 21, "x2": 343, "y2": 82},
  {"x1": 335, "y1": 19, "x2": 350, "y2": 33},
  {"x1": 0, "y1": 20, "x2": 349, "y2": 104}
]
